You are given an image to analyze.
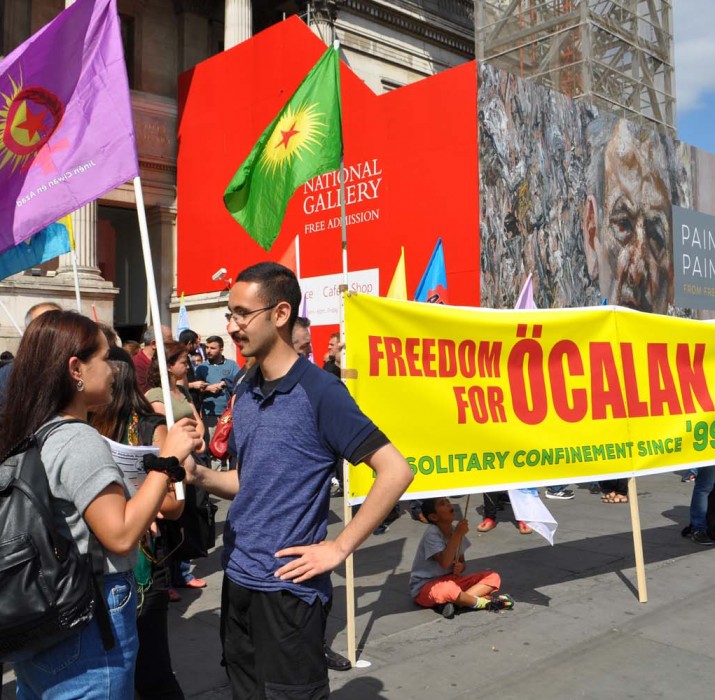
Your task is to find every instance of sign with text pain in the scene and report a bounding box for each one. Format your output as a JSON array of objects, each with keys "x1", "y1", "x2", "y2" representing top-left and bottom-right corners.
[{"x1": 344, "y1": 294, "x2": 715, "y2": 503}]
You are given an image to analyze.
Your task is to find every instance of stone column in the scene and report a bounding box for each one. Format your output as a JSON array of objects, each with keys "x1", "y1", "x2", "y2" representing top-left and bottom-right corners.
[
  {"x1": 147, "y1": 205, "x2": 177, "y2": 325},
  {"x1": 175, "y1": 1, "x2": 212, "y2": 72},
  {"x1": 56, "y1": 0, "x2": 102, "y2": 279},
  {"x1": 308, "y1": 2, "x2": 336, "y2": 45},
  {"x1": 57, "y1": 201, "x2": 102, "y2": 276},
  {"x1": 2, "y1": 0, "x2": 31, "y2": 56},
  {"x1": 224, "y1": 0, "x2": 252, "y2": 50}
]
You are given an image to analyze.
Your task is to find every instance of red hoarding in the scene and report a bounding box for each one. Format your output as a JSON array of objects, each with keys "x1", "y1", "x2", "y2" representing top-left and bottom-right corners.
[{"x1": 177, "y1": 17, "x2": 479, "y2": 349}]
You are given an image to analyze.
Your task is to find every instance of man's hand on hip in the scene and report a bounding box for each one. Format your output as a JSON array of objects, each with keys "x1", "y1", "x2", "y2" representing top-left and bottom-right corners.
[{"x1": 274, "y1": 540, "x2": 348, "y2": 583}]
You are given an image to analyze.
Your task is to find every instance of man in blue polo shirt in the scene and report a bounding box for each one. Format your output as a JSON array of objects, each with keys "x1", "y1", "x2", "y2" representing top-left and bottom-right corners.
[{"x1": 186, "y1": 262, "x2": 413, "y2": 699}]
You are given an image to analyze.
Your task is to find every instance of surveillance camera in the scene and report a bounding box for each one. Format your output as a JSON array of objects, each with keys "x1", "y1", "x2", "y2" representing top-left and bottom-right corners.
[{"x1": 212, "y1": 267, "x2": 227, "y2": 281}]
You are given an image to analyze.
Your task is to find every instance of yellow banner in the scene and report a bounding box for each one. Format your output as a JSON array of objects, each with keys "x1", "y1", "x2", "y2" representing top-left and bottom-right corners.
[{"x1": 344, "y1": 293, "x2": 715, "y2": 503}]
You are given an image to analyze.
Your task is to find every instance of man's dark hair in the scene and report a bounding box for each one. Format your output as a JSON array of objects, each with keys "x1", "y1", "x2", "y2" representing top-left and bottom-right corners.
[
  {"x1": 420, "y1": 498, "x2": 438, "y2": 521},
  {"x1": 99, "y1": 323, "x2": 119, "y2": 348},
  {"x1": 294, "y1": 316, "x2": 311, "y2": 330},
  {"x1": 179, "y1": 329, "x2": 198, "y2": 346},
  {"x1": 236, "y1": 262, "x2": 301, "y2": 331},
  {"x1": 206, "y1": 335, "x2": 224, "y2": 348}
]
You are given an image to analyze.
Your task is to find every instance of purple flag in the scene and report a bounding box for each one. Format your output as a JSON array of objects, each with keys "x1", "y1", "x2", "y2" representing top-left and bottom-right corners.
[
  {"x1": 0, "y1": 0, "x2": 138, "y2": 255},
  {"x1": 515, "y1": 273, "x2": 537, "y2": 310}
]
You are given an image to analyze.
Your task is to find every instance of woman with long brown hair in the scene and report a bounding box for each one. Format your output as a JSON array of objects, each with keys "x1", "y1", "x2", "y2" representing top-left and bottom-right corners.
[
  {"x1": 0, "y1": 311, "x2": 200, "y2": 699},
  {"x1": 146, "y1": 341, "x2": 206, "y2": 433},
  {"x1": 90, "y1": 346, "x2": 186, "y2": 698}
]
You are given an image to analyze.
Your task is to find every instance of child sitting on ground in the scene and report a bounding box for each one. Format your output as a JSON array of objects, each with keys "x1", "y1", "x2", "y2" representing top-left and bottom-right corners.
[{"x1": 409, "y1": 497, "x2": 515, "y2": 619}]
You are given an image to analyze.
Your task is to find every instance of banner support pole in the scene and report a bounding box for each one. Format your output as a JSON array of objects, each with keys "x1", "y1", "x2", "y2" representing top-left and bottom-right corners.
[
  {"x1": 627, "y1": 477, "x2": 647, "y2": 602},
  {"x1": 337, "y1": 149, "x2": 357, "y2": 665},
  {"x1": 133, "y1": 176, "x2": 183, "y2": 500}
]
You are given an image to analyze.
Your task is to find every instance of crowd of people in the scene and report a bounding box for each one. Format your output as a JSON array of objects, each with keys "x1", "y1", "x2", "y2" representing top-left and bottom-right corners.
[
  {"x1": 0, "y1": 263, "x2": 414, "y2": 699},
  {"x1": 2, "y1": 261, "x2": 715, "y2": 699}
]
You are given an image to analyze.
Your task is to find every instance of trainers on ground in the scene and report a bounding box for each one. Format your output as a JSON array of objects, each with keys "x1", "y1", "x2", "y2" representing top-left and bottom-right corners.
[
  {"x1": 485, "y1": 594, "x2": 515, "y2": 612},
  {"x1": 691, "y1": 529, "x2": 715, "y2": 546},
  {"x1": 545, "y1": 489, "x2": 575, "y2": 500},
  {"x1": 441, "y1": 602, "x2": 456, "y2": 619},
  {"x1": 477, "y1": 517, "x2": 497, "y2": 532}
]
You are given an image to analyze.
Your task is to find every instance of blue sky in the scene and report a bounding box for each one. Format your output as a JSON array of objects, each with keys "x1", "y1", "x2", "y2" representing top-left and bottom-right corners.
[{"x1": 673, "y1": 1, "x2": 715, "y2": 152}]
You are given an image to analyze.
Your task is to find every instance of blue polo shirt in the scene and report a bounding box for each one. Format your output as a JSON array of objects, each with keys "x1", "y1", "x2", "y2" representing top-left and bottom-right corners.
[
  {"x1": 224, "y1": 356, "x2": 378, "y2": 604},
  {"x1": 195, "y1": 357, "x2": 239, "y2": 416}
]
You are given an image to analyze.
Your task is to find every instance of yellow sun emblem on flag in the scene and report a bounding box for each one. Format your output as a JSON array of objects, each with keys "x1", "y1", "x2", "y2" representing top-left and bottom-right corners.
[
  {"x1": 259, "y1": 102, "x2": 327, "y2": 177},
  {"x1": 0, "y1": 72, "x2": 65, "y2": 173}
]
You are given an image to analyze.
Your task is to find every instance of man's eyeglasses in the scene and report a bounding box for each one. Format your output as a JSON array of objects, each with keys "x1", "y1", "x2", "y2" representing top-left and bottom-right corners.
[{"x1": 224, "y1": 304, "x2": 277, "y2": 326}]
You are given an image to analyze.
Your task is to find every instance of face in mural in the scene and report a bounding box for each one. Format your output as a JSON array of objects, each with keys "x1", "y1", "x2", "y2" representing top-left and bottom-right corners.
[{"x1": 584, "y1": 120, "x2": 673, "y2": 313}]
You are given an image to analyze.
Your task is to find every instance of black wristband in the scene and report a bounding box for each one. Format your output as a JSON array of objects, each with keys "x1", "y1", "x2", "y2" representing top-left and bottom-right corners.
[{"x1": 142, "y1": 454, "x2": 186, "y2": 483}]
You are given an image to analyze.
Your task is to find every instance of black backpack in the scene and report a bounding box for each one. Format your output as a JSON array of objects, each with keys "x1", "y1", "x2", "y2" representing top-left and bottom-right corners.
[{"x1": 0, "y1": 420, "x2": 113, "y2": 662}]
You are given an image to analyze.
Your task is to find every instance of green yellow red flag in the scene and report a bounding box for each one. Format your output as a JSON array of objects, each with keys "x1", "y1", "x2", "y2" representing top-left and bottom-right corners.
[{"x1": 223, "y1": 45, "x2": 342, "y2": 251}]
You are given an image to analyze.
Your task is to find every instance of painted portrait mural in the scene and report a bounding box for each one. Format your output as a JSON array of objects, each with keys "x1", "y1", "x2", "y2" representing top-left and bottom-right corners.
[{"x1": 478, "y1": 62, "x2": 696, "y2": 315}]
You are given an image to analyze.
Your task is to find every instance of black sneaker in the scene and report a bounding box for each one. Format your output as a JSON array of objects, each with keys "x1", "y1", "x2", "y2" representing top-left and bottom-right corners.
[
  {"x1": 681, "y1": 524, "x2": 693, "y2": 538},
  {"x1": 441, "y1": 602, "x2": 456, "y2": 619},
  {"x1": 691, "y1": 529, "x2": 714, "y2": 546},
  {"x1": 485, "y1": 594, "x2": 515, "y2": 612},
  {"x1": 545, "y1": 489, "x2": 575, "y2": 500}
]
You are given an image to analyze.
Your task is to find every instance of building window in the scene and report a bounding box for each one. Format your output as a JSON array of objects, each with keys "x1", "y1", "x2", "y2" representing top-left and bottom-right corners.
[
  {"x1": 119, "y1": 13, "x2": 135, "y2": 88},
  {"x1": 381, "y1": 79, "x2": 404, "y2": 93}
]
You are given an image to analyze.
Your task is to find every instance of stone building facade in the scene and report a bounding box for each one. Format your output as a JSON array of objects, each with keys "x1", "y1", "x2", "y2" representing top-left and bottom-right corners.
[{"x1": 0, "y1": 0, "x2": 473, "y2": 349}]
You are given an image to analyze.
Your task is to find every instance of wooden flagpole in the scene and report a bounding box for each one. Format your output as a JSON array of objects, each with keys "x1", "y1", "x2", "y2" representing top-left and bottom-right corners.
[
  {"x1": 338, "y1": 152, "x2": 357, "y2": 666},
  {"x1": 333, "y1": 36, "x2": 357, "y2": 664},
  {"x1": 627, "y1": 478, "x2": 648, "y2": 602},
  {"x1": 133, "y1": 176, "x2": 183, "y2": 500},
  {"x1": 453, "y1": 494, "x2": 471, "y2": 563}
]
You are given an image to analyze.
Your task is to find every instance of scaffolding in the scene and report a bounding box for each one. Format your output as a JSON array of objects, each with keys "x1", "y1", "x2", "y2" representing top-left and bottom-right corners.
[{"x1": 475, "y1": 0, "x2": 675, "y2": 133}]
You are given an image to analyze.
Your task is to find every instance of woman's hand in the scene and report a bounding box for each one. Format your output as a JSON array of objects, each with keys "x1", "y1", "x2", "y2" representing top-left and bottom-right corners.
[{"x1": 160, "y1": 418, "x2": 202, "y2": 462}]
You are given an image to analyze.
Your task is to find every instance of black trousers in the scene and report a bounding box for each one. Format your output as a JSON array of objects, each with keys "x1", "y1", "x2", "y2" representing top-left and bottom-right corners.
[
  {"x1": 135, "y1": 588, "x2": 184, "y2": 699},
  {"x1": 483, "y1": 491, "x2": 509, "y2": 520},
  {"x1": 707, "y1": 480, "x2": 715, "y2": 538},
  {"x1": 221, "y1": 577, "x2": 329, "y2": 700},
  {"x1": 600, "y1": 478, "x2": 628, "y2": 496}
]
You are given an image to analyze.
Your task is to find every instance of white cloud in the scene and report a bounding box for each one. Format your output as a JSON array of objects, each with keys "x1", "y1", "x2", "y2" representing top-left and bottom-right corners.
[{"x1": 673, "y1": 0, "x2": 715, "y2": 113}]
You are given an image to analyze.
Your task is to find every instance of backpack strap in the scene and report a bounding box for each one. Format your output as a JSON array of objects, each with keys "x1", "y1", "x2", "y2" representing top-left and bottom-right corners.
[
  {"x1": 137, "y1": 413, "x2": 166, "y2": 448},
  {"x1": 34, "y1": 419, "x2": 115, "y2": 651},
  {"x1": 176, "y1": 383, "x2": 193, "y2": 404}
]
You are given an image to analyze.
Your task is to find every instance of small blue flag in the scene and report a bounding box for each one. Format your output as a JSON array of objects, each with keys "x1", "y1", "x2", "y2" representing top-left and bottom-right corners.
[
  {"x1": 0, "y1": 218, "x2": 72, "y2": 282},
  {"x1": 414, "y1": 238, "x2": 448, "y2": 304},
  {"x1": 176, "y1": 292, "x2": 190, "y2": 338}
]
